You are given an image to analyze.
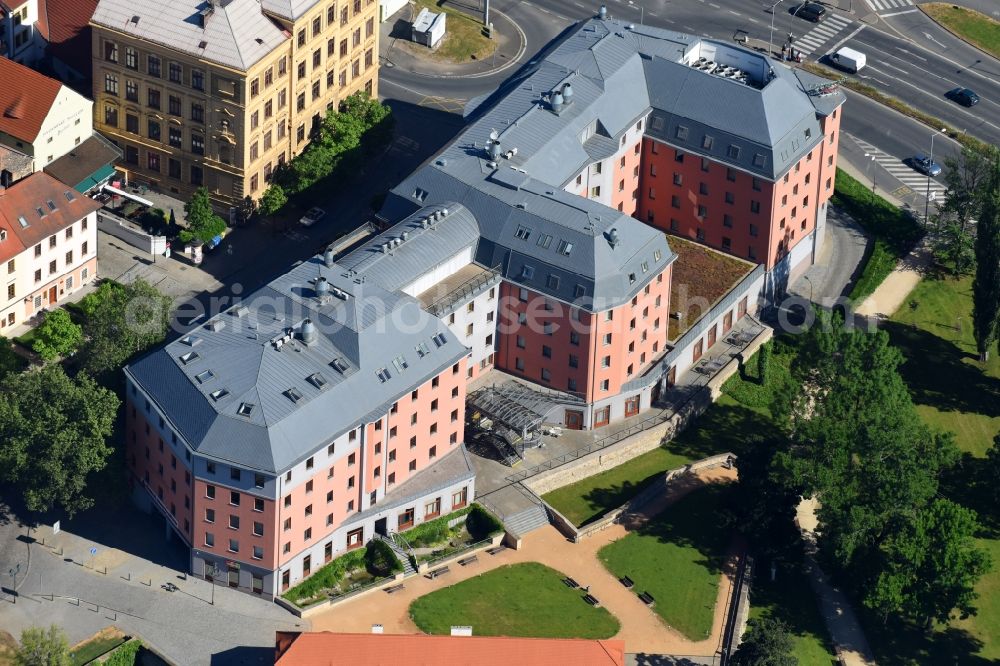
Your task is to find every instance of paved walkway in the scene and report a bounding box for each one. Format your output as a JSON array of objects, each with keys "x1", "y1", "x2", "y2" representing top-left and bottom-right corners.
[
  {"x1": 837, "y1": 158, "x2": 931, "y2": 320},
  {"x1": 311, "y1": 467, "x2": 738, "y2": 657},
  {"x1": 795, "y1": 498, "x2": 877, "y2": 666}
]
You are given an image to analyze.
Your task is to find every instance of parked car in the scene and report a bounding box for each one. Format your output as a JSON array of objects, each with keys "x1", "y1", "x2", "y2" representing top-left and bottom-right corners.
[
  {"x1": 910, "y1": 154, "x2": 942, "y2": 177},
  {"x1": 946, "y1": 87, "x2": 980, "y2": 107},
  {"x1": 299, "y1": 207, "x2": 326, "y2": 227},
  {"x1": 794, "y1": 2, "x2": 826, "y2": 22}
]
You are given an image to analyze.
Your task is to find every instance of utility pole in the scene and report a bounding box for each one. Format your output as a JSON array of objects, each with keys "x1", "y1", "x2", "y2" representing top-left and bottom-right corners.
[
  {"x1": 769, "y1": 0, "x2": 785, "y2": 59},
  {"x1": 925, "y1": 127, "x2": 947, "y2": 224}
]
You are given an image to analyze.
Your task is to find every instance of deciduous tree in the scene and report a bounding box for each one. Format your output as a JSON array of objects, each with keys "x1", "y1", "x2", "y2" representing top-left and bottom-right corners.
[
  {"x1": 31, "y1": 308, "x2": 82, "y2": 361},
  {"x1": 180, "y1": 187, "x2": 227, "y2": 245},
  {"x1": 258, "y1": 184, "x2": 288, "y2": 219},
  {"x1": 80, "y1": 279, "x2": 173, "y2": 377},
  {"x1": 730, "y1": 616, "x2": 798, "y2": 666},
  {"x1": 14, "y1": 625, "x2": 70, "y2": 666},
  {"x1": 0, "y1": 366, "x2": 119, "y2": 516},
  {"x1": 934, "y1": 145, "x2": 994, "y2": 274},
  {"x1": 972, "y1": 154, "x2": 1000, "y2": 362},
  {"x1": 866, "y1": 499, "x2": 990, "y2": 629}
]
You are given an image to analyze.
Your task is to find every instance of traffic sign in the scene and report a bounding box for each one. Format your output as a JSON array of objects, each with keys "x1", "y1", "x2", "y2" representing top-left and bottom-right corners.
[{"x1": 90, "y1": 547, "x2": 98, "y2": 556}]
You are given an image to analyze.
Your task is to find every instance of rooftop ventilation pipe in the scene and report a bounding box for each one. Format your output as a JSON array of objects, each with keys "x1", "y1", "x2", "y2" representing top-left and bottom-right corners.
[
  {"x1": 487, "y1": 140, "x2": 501, "y2": 161},
  {"x1": 323, "y1": 247, "x2": 335, "y2": 267},
  {"x1": 562, "y1": 83, "x2": 574, "y2": 104},
  {"x1": 441, "y1": 207, "x2": 449, "y2": 217},
  {"x1": 598, "y1": 4, "x2": 607, "y2": 19},
  {"x1": 300, "y1": 318, "x2": 318, "y2": 345},
  {"x1": 608, "y1": 227, "x2": 620, "y2": 248},
  {"x1": 401, "y1": 231, "x2": 409, "y2": 242},
  {"x1": 551, "y1": 91, "x2": 565, "y2": 114},
  {"x1": 315, "y1": 276, "x2": 331, "y2": 301}
]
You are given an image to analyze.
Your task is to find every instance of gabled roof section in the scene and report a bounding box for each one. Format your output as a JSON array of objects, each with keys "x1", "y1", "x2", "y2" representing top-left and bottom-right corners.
[
  {"x1": 0, "y1": 171, "x2": 101, "y2": 248},
  {"x1": 0, "y1": 57, "x2": 63, "y2": 143},
  {"x1": 91, "y1": 0, "x2": 288, "y2": 71},
  {"x1": 259, "y1": 0, "x2": 319, "y2": 21}
]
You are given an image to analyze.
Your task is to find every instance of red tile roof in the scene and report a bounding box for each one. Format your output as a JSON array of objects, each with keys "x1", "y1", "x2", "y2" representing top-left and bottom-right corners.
[
  {"x1": 0, "y1": 57, "x2": 62, "y2": 143},
  {"x1": 273, "y1": 632, "x2": 627, "y2": 666},
  {"x1": 45, "y1": 0, "x2": 97, "y2": 49},
  {"x1": 0, "y1": 194, "x2": 27, "y2": 265},
  {"x1": 35, "y1": 0, "x2": 49, "y2": 41},
  {"x1": 0, "y1": 171, "x2": 100, "y2": 251}
]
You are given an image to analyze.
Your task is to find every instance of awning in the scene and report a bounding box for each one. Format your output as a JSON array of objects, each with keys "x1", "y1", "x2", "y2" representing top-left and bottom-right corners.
[
  {"x1": 102, "y1": 184, "x2": 154, "y2": 207},
  {"x1": 74, "y1": 163, "x2": 117, "y2": 194}
]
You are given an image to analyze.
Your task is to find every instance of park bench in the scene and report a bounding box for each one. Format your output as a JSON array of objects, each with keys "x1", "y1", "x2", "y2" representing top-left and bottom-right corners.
[
  {"x1": 426, "y1": 566, "x2": 450, "y2": 579},
  {"x1": 638, "y1": 591, "x2": 656, "y2": 607},
  {"x1": 619, "y1": 576, "x2": 634, "y2": 589},
  {"x1": 458, "y1": 555, "x2": 478, "y2": 566},
  {"x1": 384, "y1": 584, "x2": 405, "y2": 594},
  {"x1": 583, "y1": 594, "x2": 601, "y2": 607},
  {"x1": 486, "y1": 545, "x2": 507, "y2": 556},
  {"x1": 562, "y1": 577, "x2": 580, "y2": 589}
]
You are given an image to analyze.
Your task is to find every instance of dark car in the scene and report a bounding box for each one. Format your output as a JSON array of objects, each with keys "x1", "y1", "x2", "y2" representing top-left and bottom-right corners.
[
  {"x1": 911, "y1": 154, "x2": 942, "y2": 178},
  {"x1": 946, "y1": 87, "x2": 980, "y2": 107},
  {"x1": 794, "y1": 2, "x2": 826, "y2": 22}
]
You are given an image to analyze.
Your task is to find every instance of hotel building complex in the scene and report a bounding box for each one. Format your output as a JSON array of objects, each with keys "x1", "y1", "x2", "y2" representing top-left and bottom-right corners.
[{"x1": 125, "y1": 15, "x2": 844, "y2": 597}]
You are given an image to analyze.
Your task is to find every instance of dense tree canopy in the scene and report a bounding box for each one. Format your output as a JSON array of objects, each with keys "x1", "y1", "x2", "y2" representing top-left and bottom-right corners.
[
  {"x1": 0, "y1": 365, "x2": 119, "y2": 515},
  {"x1": 14, "y1": 625, "x2": 70, "y2": 666},
  {"x1": 972, "y1": 153, "x2": 1000, "y2": 362},
  {"x1": 932, "y1": 145, "x2": 994, "y2": 274},
  {"x1": 79, "y1": 279, "x2": 173, "y2": 377},
  {"x1": 180, "y1": 187, "x2": 227, "y2": 245},
  {"x1": 31, "y1": 308, "x2": 82, "y2": 361},
  {"x1": 731, "y1": 616, "x2": 798, "y2": 666}
]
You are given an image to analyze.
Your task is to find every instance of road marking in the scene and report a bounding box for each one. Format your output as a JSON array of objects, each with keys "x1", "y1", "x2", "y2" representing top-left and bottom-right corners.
[
  {"x1": 573, "y1": 1, "x2": 585, "y2": 6},
  {"x1": 853, "y1": 138, "x2": 946, "y2": 201},
  {"x1": 683, "y1": 25, "x2": 697, "y2": 32},
  {"x1": 828, "y1": 24, "x2": 865, "y2": 54},
  {"x1": 729, "y1": 9, "x2": 740, "y2": 15},
  {"x1": 865, "y1": 0, "x2": 914, "y2": 13},
  {"x1": 709, "y1": 2, "x2": 721, "y2": 7},
  {"x1": 748, "y1": 17, "x2": 760, "y2": 24},
  {"x1": 880, "y1": 8, "x2": 919, "y2": 17},
  {"x1": 879, "y1": 61, "x2": 911, "y2": 75},
  {"x1": 893, "y1": 46, "x2": 927, "y2": 62},
  {"x1": 792, "y1": 14, "x2": 852, "y2": 56}
]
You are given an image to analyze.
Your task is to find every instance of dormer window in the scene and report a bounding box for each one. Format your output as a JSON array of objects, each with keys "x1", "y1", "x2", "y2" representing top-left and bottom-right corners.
[
  {"x1": 179, "y1": 351, "x2": 200, "y2": 365},
  {"x1": 307, "y1": 372, "x2": 328, "y2": 389},
  {"x1": 285, "y1": 387, "x2": 303, "y2": 403},
  {"x1": 237, "y1": 402, "x2": 255, "y2": 417},
  {"x1": 195, "y1": 369, "x2": 215, "y2": 383},
  {"x1": 557, "y1": 240, "x2": 573, "y2": 256},
  {"x1": 209, "y1": 388, "x2": 229, "y2": 401},
  {"x1": 515, "y1": 225, "x2": 532, "y2": 241}
]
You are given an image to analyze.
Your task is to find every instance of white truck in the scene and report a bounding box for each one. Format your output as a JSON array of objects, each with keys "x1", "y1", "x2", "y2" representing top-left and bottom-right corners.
[{"x1": 829, "y1": 46, "x2": 866, "y2": 73}]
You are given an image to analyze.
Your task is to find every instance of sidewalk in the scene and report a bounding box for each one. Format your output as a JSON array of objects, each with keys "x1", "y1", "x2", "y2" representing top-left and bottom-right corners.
[
  {"x1": 838, "y1": 158, "x2": 932, "y2": 319},
  {"x1": 796, "y1": 498, "x2": 877, "y2": 666},
  {"x1": 310, "y1": 467, "x2": 738, "y2": 657}
]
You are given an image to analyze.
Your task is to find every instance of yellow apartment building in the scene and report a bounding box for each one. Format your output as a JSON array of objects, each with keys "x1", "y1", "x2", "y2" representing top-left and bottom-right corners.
[{"x1": 90, "y1": 0, "x2": 378, "y2": 210}]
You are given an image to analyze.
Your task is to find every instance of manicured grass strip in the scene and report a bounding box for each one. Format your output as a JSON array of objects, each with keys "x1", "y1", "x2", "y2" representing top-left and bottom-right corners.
[
  {"x1": 749, "y1": 565, "x2": 838, "y2": 666},
  {"x1": 923, "y1": 3, "x2": 1000, "y2": 62},
  {"x1": 412, "y1": 0, "x2": 495, "y2": 63},
  {"x1": 830, "y1": 168, "x2": 922, "y2": 302},
  {"x1": 542, "y1": 447, "x2": 692, "y2": 527},
  {"x1": 598, "y1": 484, "x2": 732, "y2": 641},
  {"x1": 409, "y1": 562, "x2": 620, "y2": 638},
  {"x1": 886, "y1": 274, "x2": 1000, "y2": 457},
  {"x1": 800, "y1": 62, "x2": 990, "y2": 155},
  {"x1": 952, "y1": 538, "x2": 1000, "y2": 661},
  {"x1": 69, "y1": 635, "x2": 128, "y2": 666}
]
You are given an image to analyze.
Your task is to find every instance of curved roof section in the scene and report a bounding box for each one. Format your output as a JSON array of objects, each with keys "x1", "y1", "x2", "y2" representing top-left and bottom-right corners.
[{"x1": 91, "y1": 0, "x2": 288, "y2": 71}]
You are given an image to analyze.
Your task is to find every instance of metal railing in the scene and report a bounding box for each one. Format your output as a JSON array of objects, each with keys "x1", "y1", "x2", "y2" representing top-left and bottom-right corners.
[
  {"x1": 327, "y1": 574, "x2": 396, "y2": 603},
  {"x1": 425, "y1": 266, "x2": 502, "y2": 317},
  {"x1": 423, "y1": 538, "x2": 493, "y2": 569}
]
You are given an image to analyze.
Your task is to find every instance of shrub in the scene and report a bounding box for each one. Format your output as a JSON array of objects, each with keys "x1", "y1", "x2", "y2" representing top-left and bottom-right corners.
[
  {"x1": 31, "y1": 309, "x2": 83, "y2": 361},
  {"x1": 103, "y1": 640, "x2": 142, "y2": 666},
  {"x1": 283, "y1": 548, "x2": 367, "y2": 605},
  {"x1": 465, "y1": 504, "x2": 504, "y2": 540},
  {"x1": 400, "y1": 505, "x2": 473, "y2": 548},
  {"x1": 365, "y1": 539, "x2": 402, "y2": 577}
]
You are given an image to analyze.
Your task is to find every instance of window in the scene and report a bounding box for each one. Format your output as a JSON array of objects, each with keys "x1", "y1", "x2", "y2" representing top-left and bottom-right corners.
[
  {"x1": 125, "y1": 47, "x2": 138, "y2": 69},
  {"x1": 125, "y1": 114, "x2": 139, "y2": 134},
  {"x1": 205, "y1": 532, "x2": 214, "y2": 547},
  {"x1": 206, "y1": 484, "x2": 216, "y2": 499},
  {"x1": 104, "y1": 41, "x2": 118, "y2": 63},
  {"x1": 229, "y1": 515, "x2": 239, "y2": 530},
  {"x1": 104, "y1": 105, "x2": 118, "y2": 127},
  {"x1": 104, "y1": 73, "x2": 119, "y2": 95},
  {"x1": 699, "y1": 182, "x2": 709, "y2": 196},
  {"x1": 169, "y1": 127, "x2": 182, "y2": 148},
  {"x1": 147, "y1": 88, "x2": 160, "y2": 109},
  {"x1": 148, "y1": 119, "x2": 161, "y2": 142},
  {"x1": 750, "y1": 200, "x2": 760, "y2": 214},
  {"x1": 229, "y1": 491, "x2": 240, "y2": 506},
  {"x1": 254, "y1": 497, "x2": 264, "y2": 511},
  {"x1": 169, "y1": 95, "x2": 181, "y2": 116},
  {"x1": 191, "y1": 104, "x2": 204, "y2": 123},
  {"x1": 205, "y1": 508, "x2": 215, "y2": 523},
  {"x1": 253, "y1": 546, "x2": 263, "y2": 560},
  {"x1": 228, "y1": 539, "x2": 238, "y2": 553},
  {"x1": 191, "y1": 134, "x2": 204, "y2": 155},
  {"x1": 169, "y1": 62, "x2": 182, "y2": 83}
]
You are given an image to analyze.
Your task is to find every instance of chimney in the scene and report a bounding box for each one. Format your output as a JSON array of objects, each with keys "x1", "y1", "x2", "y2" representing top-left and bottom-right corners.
[{"x1": 323, "y1": 246, "x2": 335, "y2": 268}]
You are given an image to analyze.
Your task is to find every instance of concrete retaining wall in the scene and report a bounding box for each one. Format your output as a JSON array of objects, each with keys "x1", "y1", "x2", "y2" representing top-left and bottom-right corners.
[{"x1": 98, "y1": 211, "x2": 167, "y2": 255}]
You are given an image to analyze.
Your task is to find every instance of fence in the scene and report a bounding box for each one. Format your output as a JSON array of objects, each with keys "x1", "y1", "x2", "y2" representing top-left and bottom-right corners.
[
  {"x1": 97, "y1": 210, "x2": 167, "y2": 255},
  {"x1": 425, "y1": 266, "x2": 501, "y2": 317}
]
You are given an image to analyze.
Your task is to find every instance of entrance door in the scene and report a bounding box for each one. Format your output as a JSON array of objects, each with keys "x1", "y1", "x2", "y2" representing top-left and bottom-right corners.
[
  {"x1": 48, "y1": 286, "x2": 57, "y2": 304},
  {"x1": 624, "y1": 396, "x2": 640, "y2": 418},
  {"x1": 723, "y1": 311, "x2": 733, "y2": 334},
  {"x1": 667, "y1": 365, "x2": 677, "y2": 387},
  {"x1": 564, "y1": 410, "x2": 583, "y2": 430},
  {"x1": 374, "y1": 517, "x2": 387, "y2": 536},
  {"x1": 227, "y1": 567, "x2": 239, "y2": 588},
  {"x1": 707, "y1": 325, "x2": 717, "y2": 348}
]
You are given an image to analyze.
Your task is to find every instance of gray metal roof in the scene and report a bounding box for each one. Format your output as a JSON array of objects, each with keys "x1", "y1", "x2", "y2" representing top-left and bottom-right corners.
[
  {"x1": 126, "y1": 254, "x2": 467, "y2": 474},
  {"x1": 259, "y1": 0, "x2": 321, "y2": 21},
  {"x1": 92, "y1": 0, "x2": 289, "y2": 71}
]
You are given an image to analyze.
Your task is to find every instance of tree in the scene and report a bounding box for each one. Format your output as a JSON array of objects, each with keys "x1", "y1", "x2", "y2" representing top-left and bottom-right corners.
[
  {"x1": 757, "y1": 340, "x2": 772, "y2": 385},
  {"x1": 972, "y1": 154, "x2": 1000, "y2": 362},
  {"x1": 179, "y1": 187, "x2": 227, "y2": 245},
  {"x1": 80, "y1": 279, "x2": 173, "y2": 377},
  {"x1": 236, "y1": 195, "x2": 255, "y2": 225},
  {"x1": 982, "y1": 434, "x2": 1000, "y2": 507},
  {"x1": 776, "y1": 313, "x2": 957, "y2": 571},
  {"x1": 258, "y1": 184, "x2": 288, "y2": 218},
  {"x1": 30, "y1": 308, "x2": 83, "y2": 361},
  {"x1": 933, "y1": 145, "x2": 994, "y2": 274},
  {"x1": 726, "y1": 436, "x2": 802, "y2": 564},
  {"x1": 0, "y1": 336, "x2": 27, "y2": 380},
  {"x1": 730, "y1": 616, "x2": 798, "y2": 666},
  {"x1": 14, "y1": 625, "x2": 70, "y2": 666},
  {"x1": 866, "y1": 499, "x2": 990, "y2": 629},
  {"x1": 0, "y1": 366, "x2": 118, "y2": 515}
]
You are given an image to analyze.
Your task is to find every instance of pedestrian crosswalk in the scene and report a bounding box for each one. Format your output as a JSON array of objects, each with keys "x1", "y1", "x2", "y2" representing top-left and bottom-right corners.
[
  {"x1": 864, "y1": 0, "x2": 914, "y2": 14},
  {"x1": 792, "y1": 14, "x2": 852, "y2": 57},
  {"x1": 854, "y1": 138, "x2": 947, "y2": 202}
]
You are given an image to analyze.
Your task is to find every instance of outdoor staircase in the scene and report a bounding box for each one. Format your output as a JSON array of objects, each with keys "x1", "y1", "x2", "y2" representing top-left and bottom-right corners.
[
  {"x1": 503, "y1": 502, "x2": 550, "y2": 538},
  {"x1": 376, "y1": 533, "x2": 417, "y2": 576}
]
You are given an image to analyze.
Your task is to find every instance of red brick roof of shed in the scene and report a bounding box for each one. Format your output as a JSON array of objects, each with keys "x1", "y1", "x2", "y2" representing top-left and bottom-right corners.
[{"x1": 274, "y1": 632, "x2": 627, "y2": 666}]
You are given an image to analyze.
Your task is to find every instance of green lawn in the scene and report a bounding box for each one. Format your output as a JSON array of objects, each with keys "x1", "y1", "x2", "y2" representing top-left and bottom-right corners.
[
  {"x1": 542, "y1": 447, "x2": 692, "y2": 527},
  {"x1": 923, "y1": 3, "x2": 1000, "y2": 61},
  {"x1": 69, "y1": 634, "x2": 128, "y2": 666},
  {"x1": 598, "y1": 484, "x2": 732, "y2": 640},
  {"x1": 412, "y1": 0, "x2": 495, "y2": 63},
  {"x1": 887, "y1": 274, "x2": 1000, "y2": 457},
  {"x1": 749, "y1": 565, "x2": 838, "y2": 666},
  {"x1": 409, "y1": 562, "x2": 620, "y2": 638}
]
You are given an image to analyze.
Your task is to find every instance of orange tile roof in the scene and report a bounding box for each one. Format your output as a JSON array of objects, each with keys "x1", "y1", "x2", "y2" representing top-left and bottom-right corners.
[
  {"x1": 0, "y1": 196, "x2": 27, "y2": 265},
  {"x1": 274, "y1": 632, "x2": 627, "y2": 666},
  {"x1": 45, "y1": 0, "x2": 98, "y2": 48},
  {"x1": 0, "y1": 57, "x2": 63, "y2": 143},
  {"x1": 0, "y1": 172, "x2": 100, "y2": 251}
]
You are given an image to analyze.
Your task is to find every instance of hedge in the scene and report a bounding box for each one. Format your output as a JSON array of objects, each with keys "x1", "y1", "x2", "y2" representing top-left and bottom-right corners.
[
  {"x1": 103, "y1": 639, "x2": 142, "y2": 666},
  {"x1": 365, "y1": 538, "x2": 402, "y2": 576},
  {"x1": 465, "y1": 504, "x2": 504, "y2": 540},
  {"x1": 398, "y1": 505, "x2": 473, "y2": 548},
  {"x1": 283, "y1": 547, "x2": 367, "y2": 605}
]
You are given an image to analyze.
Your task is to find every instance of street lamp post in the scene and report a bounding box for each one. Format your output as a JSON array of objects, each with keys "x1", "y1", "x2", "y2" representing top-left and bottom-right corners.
[
  {"x1": 925, "y1": 127, "x2": 947, "y2": 224},
  {"x1": 769, "y1": 0, "x2": 785, "y2": 59},
  {"x1": 8, "y1": 563, "x2": 20, "y2": 604},
  {"x1": 864, "y1": 153, "x2": 877, "y2": 200}
]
